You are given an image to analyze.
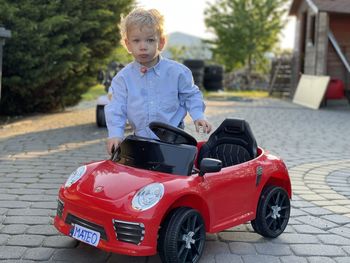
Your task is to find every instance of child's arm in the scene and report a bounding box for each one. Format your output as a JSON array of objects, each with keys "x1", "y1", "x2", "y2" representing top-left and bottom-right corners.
[
  {"x1": 105, "y1": 75, "x2": 128, "y2": 155},
  {"x1": 178, "y1": 66, "x2": 212, "y2": 133}
]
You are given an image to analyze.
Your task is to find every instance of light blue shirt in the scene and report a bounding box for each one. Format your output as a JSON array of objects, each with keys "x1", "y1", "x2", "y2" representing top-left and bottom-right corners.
[{"x1": 105, "y1": 56, "x2": 206, "y2": 139}]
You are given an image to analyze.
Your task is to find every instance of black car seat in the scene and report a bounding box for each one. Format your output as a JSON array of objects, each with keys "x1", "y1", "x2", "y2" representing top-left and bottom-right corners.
[{"x1": 197, "y1": 118, "x2": 257, "y2": 168}]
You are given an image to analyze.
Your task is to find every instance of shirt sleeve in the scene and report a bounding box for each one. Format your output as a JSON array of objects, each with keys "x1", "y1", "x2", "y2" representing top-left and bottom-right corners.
[
  {"x1": 178, "y1": 66, "x2": 206, "y2": 121},
  {"x1": 104, "y1": 74, "x2": 128, "y2": 139}
]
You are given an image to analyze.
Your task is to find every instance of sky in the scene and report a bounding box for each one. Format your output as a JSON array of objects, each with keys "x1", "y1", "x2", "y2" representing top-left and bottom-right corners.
[{"x1": 136, "y1": 0, "x2": 296, "y2": 50}]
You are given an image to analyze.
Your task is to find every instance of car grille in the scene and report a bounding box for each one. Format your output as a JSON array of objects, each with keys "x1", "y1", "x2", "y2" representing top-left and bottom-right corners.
[
  {"x1": 113, "y1": 219, "x2": 145, "y2": 245},
  {"x1": 56, "y1": 199, "x2": 64, "y2": 218},
  {"x1": 65, "y1": 213, "x2": 108, "y2": 240}
]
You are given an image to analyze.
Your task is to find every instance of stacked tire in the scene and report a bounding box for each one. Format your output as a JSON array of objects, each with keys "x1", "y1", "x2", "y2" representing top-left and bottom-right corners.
[
  {"x1": 204, "y1": 65, "x2": 224, "y2": 91},
  {"x1": 183, "y1": 59, "x2": 205, "y2": 89}
]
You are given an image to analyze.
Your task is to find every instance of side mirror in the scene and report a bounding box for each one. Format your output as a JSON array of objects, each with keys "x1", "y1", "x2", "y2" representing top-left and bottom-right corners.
[{"x1": 199, "y1": 158, "x2": 222, "y2": 176}]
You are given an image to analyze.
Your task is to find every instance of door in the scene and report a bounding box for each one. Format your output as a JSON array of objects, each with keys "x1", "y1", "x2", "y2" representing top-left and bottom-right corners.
[{"x1": 202, "y1": 162, "x2": 256, "y2": 229}]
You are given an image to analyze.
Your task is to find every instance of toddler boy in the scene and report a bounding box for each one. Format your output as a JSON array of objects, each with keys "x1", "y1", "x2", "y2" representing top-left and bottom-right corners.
[{"x1": 105, "y1": 8, "x2": 211, "y2": 155}]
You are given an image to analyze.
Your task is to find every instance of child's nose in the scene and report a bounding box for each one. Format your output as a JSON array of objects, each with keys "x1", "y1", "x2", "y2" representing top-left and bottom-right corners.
[{"x1": 140, "y1": 41, "x2": 147, "y2": 50}]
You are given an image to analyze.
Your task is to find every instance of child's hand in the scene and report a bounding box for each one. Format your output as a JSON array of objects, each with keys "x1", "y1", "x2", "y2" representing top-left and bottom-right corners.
[
  {"x1": 107, "y1": 137, "x2": 122, "y2": 155},
  {"x1": 194, "y1": 119, "x2": 212, "y2": 134}
]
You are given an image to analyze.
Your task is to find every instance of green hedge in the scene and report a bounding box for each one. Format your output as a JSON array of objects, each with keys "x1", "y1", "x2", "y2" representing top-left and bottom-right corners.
[{"x1": 0, "y1": 0, "x2": 134, "y2": 115}]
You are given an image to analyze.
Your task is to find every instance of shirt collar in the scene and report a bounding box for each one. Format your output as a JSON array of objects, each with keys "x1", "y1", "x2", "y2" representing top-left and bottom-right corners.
[
  {"x1": 153, "y1": 55, "x2": 162, "y2": 76},
  {"x1": 133, "y1": 55, "x2": 163, "y2": 77}
]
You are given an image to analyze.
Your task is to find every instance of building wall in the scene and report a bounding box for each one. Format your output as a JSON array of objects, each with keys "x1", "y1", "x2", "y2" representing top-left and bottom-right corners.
[
  {"x1": 293, "y1": 1, "x2": 309, "y2": 54},
  {"x1": 327, "y1": 14, "x2": 350, "y2": 90},
  {"x1": 315, "y1": 12, "x2": 329, "y2": 75},
  {"x1": 303, "y1": 10, "x2": 318, "y2": 75},
  {"x1": 303, "y1": 12, "x2": 328, "y2": 76},
  {"x1": 290, "y1": 4, "x2": 330, "y2": 96},
  {"x1": 291, "y1": 1, "x2": 310, "y2": 95},
  {"x1": 290, "y1": 0, "x2": 350, "y2": 96}
]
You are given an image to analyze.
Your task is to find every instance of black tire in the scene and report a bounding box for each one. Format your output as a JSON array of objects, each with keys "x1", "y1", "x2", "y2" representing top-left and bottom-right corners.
[
  {"x1": 192, "y1": 73, "x2": 204, "y2": 80},
  {"x1": 191, "y1": 69, "x2": 204, "y2": 87},
  {"x1": 158, "y1": 207, "x2": 206, "y2": 263},
  {"x1": 158, "y1": 209, "x2": 176, "y2": 263},
  {"x1": 183, "y1": 59, "x2": 205, "y2": 69},
  {"x1": 191, "y1": 68, "x2": 204, "y2": 75},
  {"x1": 205, "y1": 65, "x2": 224, "y2": 74},
  {"x1": 192, "y1": 71, "x2": 204, "y2": 77},
  {"x1": 251, "y1": 186, "x2": 290, "y2": 238},
  {"x1": 203, "y1": 81, "x2": 223, "y2": 91},
  {"x1": 96, "y1": 105, "x2": 106, "y2": 127},
  {"x1": 193, "y1": 77, "x2": 204, "y2": 87},
  {"x1": 250, "y1": 219, "x2": 261, "y2": 234},
  {"x1": 204, "y1": 65, "x2": 224, "y2": 82},
  {"x1": 204, "y1": 75, "x2": 223, "y2": 82}
]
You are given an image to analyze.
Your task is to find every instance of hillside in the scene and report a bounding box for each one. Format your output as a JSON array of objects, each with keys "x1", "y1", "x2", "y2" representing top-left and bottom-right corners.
[{"x1": 163, "y1": 31, "x2": 212, "y2": 60}]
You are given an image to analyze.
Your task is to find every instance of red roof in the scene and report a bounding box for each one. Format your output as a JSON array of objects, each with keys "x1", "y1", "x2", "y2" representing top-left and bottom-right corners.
[{"x1": 290, "y1": 0, "x2": 350, "y2": 15}]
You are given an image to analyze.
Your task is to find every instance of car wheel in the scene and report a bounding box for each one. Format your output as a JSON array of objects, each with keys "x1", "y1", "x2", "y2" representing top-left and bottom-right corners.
[
  {"x1": 250, "y1": 219, "x2": 261, "y2": 235},
  {"x1": 252, "y1": 185, "x2": 290, "y2": 238},
  {"x1": 96, "y1": 105, "x2": 106, "y2": 127},
  {"x1": 158, "y1": 207, "x2": 206, "y2": 263}
]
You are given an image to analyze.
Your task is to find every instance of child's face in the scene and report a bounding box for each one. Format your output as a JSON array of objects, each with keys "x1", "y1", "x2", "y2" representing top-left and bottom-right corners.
[{"x1": 125, "y1": 25, "x2": 165, "y2": 67}]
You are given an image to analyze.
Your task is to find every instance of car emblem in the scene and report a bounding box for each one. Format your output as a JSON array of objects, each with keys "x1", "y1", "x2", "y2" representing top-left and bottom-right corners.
[{"x1": 94, "y1": 186, "x2": 104, "y2": 193}]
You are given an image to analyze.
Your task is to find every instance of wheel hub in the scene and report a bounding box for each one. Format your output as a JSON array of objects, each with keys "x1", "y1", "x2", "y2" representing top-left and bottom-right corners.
[
  {"x1": 271, "y1": 205, "x2": 281, "y2": 219},
  {"x1": 182, "y1": 231, "x2": 195, "y2": 249}
]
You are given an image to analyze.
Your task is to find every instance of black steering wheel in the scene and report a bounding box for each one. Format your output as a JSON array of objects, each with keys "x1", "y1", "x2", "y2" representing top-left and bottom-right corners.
[
  {"x1": 110, "y1": 145, "x2": 121, "y2": 162},
  {"x1": 149, "y1": 122, "x2": 197, "y2": 146}
]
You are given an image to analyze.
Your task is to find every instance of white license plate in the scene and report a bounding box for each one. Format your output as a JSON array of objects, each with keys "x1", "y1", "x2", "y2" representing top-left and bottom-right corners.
[{"x1": 70, "y1": 223, "x2": 101, "y2": 247}]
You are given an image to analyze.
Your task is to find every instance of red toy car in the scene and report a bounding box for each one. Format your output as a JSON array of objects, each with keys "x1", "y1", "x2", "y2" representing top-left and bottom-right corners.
[{"x1": 54, "y1": 119, "x2": 291, "y2": 263}]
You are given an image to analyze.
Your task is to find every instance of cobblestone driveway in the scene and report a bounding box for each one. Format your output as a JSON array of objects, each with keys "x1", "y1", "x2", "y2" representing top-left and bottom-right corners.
[{"x1": 0, "y1": 98, "x2": 350, "y2": 262}]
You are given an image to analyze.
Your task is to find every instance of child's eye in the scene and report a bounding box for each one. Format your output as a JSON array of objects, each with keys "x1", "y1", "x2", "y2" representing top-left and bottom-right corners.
[
  {"x1": 147, "y1": 39, "x2": 155, "y2": 43},
  {"x1": 132, "y1": 39, "x2": 140, "y2": 43}
]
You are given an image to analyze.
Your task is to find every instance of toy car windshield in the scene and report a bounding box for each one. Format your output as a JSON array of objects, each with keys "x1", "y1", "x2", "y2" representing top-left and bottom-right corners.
[{"x1": 114, "y1": 135, "x2": 197, "y2": 176}]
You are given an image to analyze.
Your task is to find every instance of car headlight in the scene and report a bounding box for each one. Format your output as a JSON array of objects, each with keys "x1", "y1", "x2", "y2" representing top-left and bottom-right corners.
[
  {"x1": 132, "y1": 183, "x2": 164, "y2": 211},
  {"x1": 65, "y1": 166, "x2": 87, "y2": 188}
]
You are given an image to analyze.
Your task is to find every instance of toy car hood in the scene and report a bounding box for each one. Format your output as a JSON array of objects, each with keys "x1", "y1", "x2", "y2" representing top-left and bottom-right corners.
[{"x1": 65, "y1": 160, "x2": 178, "y2": 202}]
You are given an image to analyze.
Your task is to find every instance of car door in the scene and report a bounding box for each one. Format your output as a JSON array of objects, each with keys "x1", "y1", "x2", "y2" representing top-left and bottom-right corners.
[{"x1": 201, "y1": 162, "x2": 257, "y2": 229}]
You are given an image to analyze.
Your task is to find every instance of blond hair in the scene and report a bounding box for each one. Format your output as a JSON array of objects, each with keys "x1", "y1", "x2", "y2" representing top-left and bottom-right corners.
[{"x1": 120, "y1": 8, "x2": 165, "y2": 46}]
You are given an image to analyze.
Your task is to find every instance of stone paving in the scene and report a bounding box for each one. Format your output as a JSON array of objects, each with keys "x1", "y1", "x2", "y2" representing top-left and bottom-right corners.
[{"x1": 0, "y1": 97, "x2": 350, "y2": 262}]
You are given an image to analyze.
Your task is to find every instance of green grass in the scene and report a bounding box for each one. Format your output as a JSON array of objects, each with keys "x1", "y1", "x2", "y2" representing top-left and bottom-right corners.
[
  {"x1": 81, "y1": 85, "x2": 269, "y2": 102},
  {"x1": 204, "y1": 90, "x2": 269, "y2": 98},
  {"x1": 81, "y1": 84, "x2": 106, "y2": 101}
]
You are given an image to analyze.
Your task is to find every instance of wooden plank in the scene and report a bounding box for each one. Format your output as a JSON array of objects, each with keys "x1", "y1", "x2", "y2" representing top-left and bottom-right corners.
[{"x1": 293, "y1": 74, "x2": 330, "y2": 109}]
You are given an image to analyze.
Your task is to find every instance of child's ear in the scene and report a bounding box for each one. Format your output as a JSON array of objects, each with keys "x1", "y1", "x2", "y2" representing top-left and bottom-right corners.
[
  {"x1": 158, "y1": 37, "x2": 166, "y2": 51},
  {"x1": 125, "y1": 39, "x2": 132, "y2": 54}
]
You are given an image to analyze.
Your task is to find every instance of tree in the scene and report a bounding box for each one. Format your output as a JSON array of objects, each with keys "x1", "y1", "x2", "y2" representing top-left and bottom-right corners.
[
  {"x1": 110, "y1": 46, "x2": 133, "y2": 65},
  {"x1": 167, "y1": 45, "x2": 186, "y2": 62},
  {"x1": 0, "y1": 0, "x2": 134, "y2": 115},
  {"x1": 205, "y1": 0, "x2": 288, "y2": 87}
]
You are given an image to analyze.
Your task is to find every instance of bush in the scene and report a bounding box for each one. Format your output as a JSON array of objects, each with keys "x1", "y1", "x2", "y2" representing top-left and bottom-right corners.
[{"x1": 0, "y1": 0, "x2": 134, "y2": 115}]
